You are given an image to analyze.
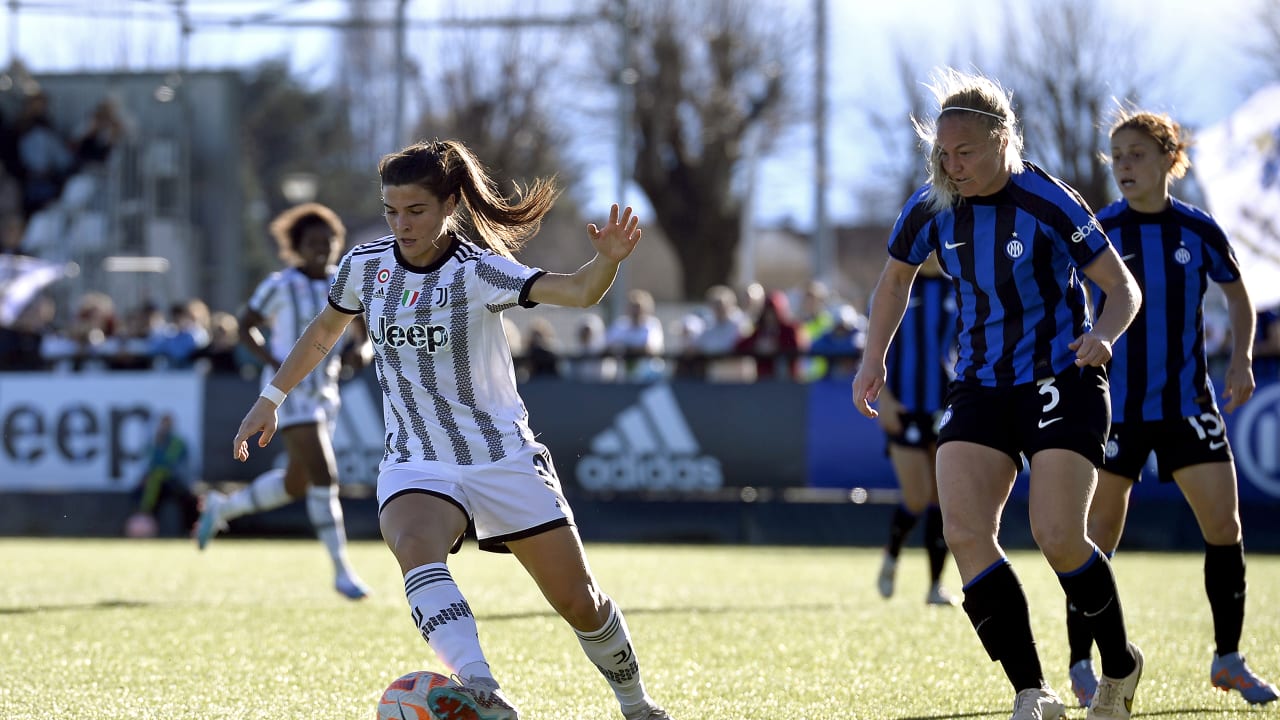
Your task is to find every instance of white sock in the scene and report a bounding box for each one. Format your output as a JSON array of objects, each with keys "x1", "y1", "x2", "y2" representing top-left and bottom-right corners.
[
  {"x1": 220, "y1": 468, "x2": 290, "y2": 521},
  {"x1": 576, "y1": 598, "x2": 651, "y2": 709},
  {"x1": 405, "y1": 563, "x2": 489, "y2": 677},
  {"x1": 306, "y1": 485, "x2": 354, "y2": 578}
]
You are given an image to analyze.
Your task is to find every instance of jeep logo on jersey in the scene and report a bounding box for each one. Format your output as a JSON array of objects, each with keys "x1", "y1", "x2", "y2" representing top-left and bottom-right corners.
[{"x1": 369, "y1": 315, "x2": 449, "y2": 351}]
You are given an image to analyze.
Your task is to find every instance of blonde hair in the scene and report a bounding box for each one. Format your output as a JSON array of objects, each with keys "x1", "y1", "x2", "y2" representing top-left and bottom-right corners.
[
  {"x1": 912, "y1": 68, "x2": 1024, "y2": 212},
  {"x1": 1106, "y1": 108, "x2": 1192, "y2": 180},
  {"x1": 378, "y1": 139, "x2": 561, "y2": 261}
]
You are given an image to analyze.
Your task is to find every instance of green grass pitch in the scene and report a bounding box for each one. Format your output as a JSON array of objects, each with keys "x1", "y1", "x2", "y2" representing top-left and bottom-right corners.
[{"x1": 2, "y1": 538, "x2": 1278, "y2": 718}]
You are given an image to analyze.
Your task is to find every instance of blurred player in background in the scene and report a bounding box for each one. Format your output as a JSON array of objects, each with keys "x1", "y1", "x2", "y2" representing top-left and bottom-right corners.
[
  {"x1": 197, "y1": 202, "x2": 372, "y2": 601},
  {"x1": 873, "y1": 252, "x2": 958, "y2": 607},
  {"x1": 232, "y1": 139, "x2": 674, "y2": 720},
  {"x1": 1063, "y1": 109, "x2": 1278, "y2": 708},
  {"x1": 853, "y1": 68, "x2": 1145, "y2": 720}
]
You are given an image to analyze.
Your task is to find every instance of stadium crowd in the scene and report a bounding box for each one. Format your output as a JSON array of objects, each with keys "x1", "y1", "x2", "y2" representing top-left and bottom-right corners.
[{"x1": 0, "y1": 83, "x2": 1278, "y2": 384}]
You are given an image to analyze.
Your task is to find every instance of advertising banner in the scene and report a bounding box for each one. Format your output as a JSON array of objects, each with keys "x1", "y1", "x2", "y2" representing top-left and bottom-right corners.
[{"x1": 0, "y1": 371, "x2": 203, "y2": 492}]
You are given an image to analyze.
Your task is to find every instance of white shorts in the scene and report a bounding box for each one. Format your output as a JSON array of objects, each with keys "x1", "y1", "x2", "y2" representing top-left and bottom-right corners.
[
  {"x1": 376, "y1": 442, "x2": 575, "y2": 553},
  {"x1": 277, "y1": 384, "x2": 340, "y2": 431}
]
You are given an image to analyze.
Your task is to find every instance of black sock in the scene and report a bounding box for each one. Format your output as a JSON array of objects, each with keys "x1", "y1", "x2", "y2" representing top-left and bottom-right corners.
[
  {"x1": 885, "y1": 505, "x2": 918, "y2": 558},
  {"x1": 1066, "y1": 596, "x2": 1094, "y2": 665},
  {"x1": 923, "y1": 505, "x2": 948, "y2": 583},
  {"x1": 962, "y1": 559, "x2": 1044, "y2": 692},
  {"x1": 1057, "y1": 550, "x2": 1134, "y2": 679},
  {"x1": 1204, "y1": 541, "x2": 1246, "y2": 657}
]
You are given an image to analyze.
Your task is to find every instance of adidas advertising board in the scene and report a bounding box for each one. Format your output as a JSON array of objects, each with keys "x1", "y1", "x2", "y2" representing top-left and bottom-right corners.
[
  {"x1": 574, "y1": 384, "x2": 723, "y2": 493},
  {"x1": 4, "y1": 368, "x2": 1280, "y2": 503}
]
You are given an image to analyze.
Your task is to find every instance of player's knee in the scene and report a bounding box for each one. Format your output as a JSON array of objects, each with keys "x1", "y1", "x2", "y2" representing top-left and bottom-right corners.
[
  {"x1": 383, "y1": 525, "x2": 456, "y2": 567},
  {"x1": 1030, "y1": 521, "x2": 1082, "y2": 565},
  {"x1": 941, "y1": 518, "x2": 987, "y2": 556},
  {"x1": 1202, "y1": 516, "x2": 1242, "y2": 546},
  {"x1": 548, "y1": 582, "x2": 608, "y2": 631}
]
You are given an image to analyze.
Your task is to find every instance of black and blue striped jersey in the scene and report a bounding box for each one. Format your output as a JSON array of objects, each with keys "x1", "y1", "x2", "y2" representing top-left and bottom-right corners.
[
  {"x1": 885, "y1": 274, "x2": 956, "y2": 413},
  {"x1": 1094, "y1": 197, "x2": 1241, "y2": 422},
  {"x1": 888, "y1": 162, "x2": 1110, "y2": 387}
]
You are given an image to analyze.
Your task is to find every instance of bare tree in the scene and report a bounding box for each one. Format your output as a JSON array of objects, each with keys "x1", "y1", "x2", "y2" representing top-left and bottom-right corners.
[
  {"x1": 862, "y1": 0, "x2": 1149, "y2": 216},
  {"x1": 408, "y1": 28, "x2": 588, "y2": 266},
  {"x1": 990, "y1": 0, "x2": 1150, "y2": 211},
  {"x1": 335, "y1": 1, "x2": 400, "y2": 166},
  {"x1": 239, "y1": 60, "x2": 365, "y2": 276},
  {"x1": 856, "y1": 44, "x2": 935, "y2": 221},
  {"x1": 597, "y1": 0, "x2": 805, "y2": 299}
]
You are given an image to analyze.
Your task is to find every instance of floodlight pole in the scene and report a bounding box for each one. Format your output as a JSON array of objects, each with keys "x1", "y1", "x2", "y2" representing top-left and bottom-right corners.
[
  {"x1": 393, "y1": 0, "x2": 409, "y2": 149},
  {"x1": 611, "y1": 0, "x2": 633, "y2": 323},
  {"x1": 812, "y1": 0, "x2": 832, "y2": 285},
  {"x1": 6, "y1": 0, "x2": 17, "y2": 67}
]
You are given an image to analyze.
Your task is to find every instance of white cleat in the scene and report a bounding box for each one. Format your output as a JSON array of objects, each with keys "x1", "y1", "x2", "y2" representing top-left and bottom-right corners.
[
  {"x1": 926, "y1": 582, "x2": 959, "y2": 606},
  {"x1": 1010, "y1": 686, "x2": 1066, "y2": 720},
  {"x1": 334, "y1": 574, "x2": 371, "y2": 600},
  {"x1": 1089, "y1": 643, "x2": 1143, "y2": 720},
  {"x1": 428, "y1": 675, "x2": 519, "y2": 720}
]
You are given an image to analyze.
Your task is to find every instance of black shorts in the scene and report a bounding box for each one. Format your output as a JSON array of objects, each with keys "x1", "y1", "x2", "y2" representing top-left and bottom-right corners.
[
  {"x1": 936, "y1": 366, "x2": 1111, "y2": 471},
  {"x1": 885, "y1": 410, "x2": 940, "y2": 449},
  {"x1": 1102, "y1": 413, "x2": 1234, "y2": 482}
]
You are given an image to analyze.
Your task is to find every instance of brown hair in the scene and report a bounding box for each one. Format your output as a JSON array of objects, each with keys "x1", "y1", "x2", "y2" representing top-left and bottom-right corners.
[
  {"x1": 268, "y1": 202, "x2": 346, "y2": 266},
  {"x1": 1107, "y1": 109, "x2": 1192, "y2": 180},
  {"x1": 378, "y1": 139, "x2": 561, "y2": 260}
]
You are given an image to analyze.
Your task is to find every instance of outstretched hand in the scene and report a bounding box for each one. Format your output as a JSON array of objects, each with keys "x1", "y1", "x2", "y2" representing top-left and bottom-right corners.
[
  {"x1": 232, "y1": 398, "x2": 280, "y2": 462},
  {"x1": 586, "y1": 204, "x2": 642, "y2": 263}
]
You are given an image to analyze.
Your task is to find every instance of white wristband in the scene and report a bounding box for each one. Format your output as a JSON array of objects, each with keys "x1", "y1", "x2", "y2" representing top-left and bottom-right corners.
[{"x1": 259, "y1": 384, "x2": 288, "y2": 407}]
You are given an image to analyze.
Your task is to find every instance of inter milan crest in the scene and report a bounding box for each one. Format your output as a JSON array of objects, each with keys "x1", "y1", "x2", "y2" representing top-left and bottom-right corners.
[
  {"x1": 1005, "y1": 232, "x2": 1025, "y2": 259},
  {"x1": 1174, "y1": 246, "x2": 1192, "y2": 265}
]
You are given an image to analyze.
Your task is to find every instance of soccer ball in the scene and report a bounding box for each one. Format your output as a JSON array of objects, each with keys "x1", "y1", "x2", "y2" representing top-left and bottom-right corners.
[
  {"x1": 376, "y1": 670, "x2": 455, "y2": 720},
  {"x1": 124, "y1": 512, "x2": 158, "y2": 538}
]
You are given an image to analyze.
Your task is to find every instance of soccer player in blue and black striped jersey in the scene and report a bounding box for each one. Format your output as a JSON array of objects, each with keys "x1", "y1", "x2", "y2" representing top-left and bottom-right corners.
[
  {"x1": 873, "y1": 253, "x2": 959, "y2": 607},
  {"x1": 853, "y1": 68, "x2": 1145, "y2": 720},
  {"x1": 1063, "y1": 110, "x2": 1278, "y2": 708}
]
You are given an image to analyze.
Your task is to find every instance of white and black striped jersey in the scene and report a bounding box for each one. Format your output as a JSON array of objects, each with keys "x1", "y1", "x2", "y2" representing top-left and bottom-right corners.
[
  {"x1": 329, "y1": 232, "x2": 545, "y2": 468},
  {"x1": 247, "y1": 267, "x2": 341, "y2": 395}
]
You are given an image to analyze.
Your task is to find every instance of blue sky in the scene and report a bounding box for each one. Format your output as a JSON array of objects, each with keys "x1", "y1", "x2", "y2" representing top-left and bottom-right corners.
[{"x1": 1, "y1": 0, "x2": 1269, "y2": 226}]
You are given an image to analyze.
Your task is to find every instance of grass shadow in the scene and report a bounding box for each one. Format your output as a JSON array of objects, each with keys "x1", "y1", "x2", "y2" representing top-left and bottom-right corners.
[{"x1": 0, "y1": 599, "x2": 154, "y2": 615}]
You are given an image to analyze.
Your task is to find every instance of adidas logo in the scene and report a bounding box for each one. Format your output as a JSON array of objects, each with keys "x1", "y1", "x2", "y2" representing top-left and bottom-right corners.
[{"x1": 575, "y1": 384, "x2": 723, "y2": 493}]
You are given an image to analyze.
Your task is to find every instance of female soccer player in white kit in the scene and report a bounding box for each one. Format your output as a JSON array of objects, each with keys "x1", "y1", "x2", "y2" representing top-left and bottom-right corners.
[
  {"x1": 199, "y1": 202, "x2": 370, "y2": 601},
  {"x1": 232, "y1": 140, "x2": 674, "y2": 720}
]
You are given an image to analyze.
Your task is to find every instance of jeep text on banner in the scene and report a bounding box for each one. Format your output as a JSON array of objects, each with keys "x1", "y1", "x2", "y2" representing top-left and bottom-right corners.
[{"x1": 0, "y1": 372, "x2": 203, "y2": 492}]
